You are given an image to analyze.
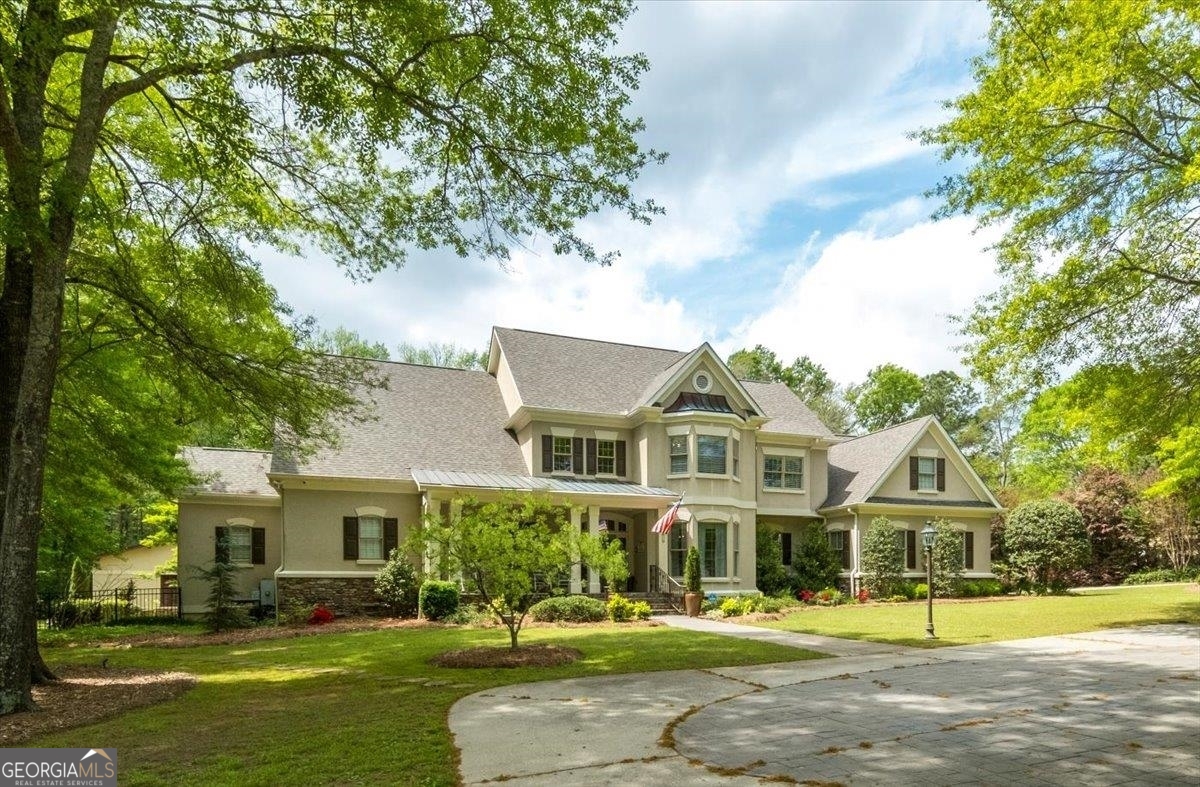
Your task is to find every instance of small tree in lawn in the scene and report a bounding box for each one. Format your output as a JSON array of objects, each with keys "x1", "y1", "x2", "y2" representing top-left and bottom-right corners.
[
  {"x1": 791, "y1": 523, "x2": 843, "y2": 594},
  {"x1": 860, "y1": 517, "x2": 905, "y2": 598},
  {"x1": 374, "y1": 549, "x2": 421, "y2": 618},
  {"x1": 577, "y1": 532, "x2": 630, "y2": 593},
  {"x1": 1004, "y1": 500, "x2": 1091, "y2": 594},
  {"x1": 929, "y1": 519, "x2": 965, "y2": 598},
  {"x1": 412, "y1": 493, "x2": 571, "y2": 649}
]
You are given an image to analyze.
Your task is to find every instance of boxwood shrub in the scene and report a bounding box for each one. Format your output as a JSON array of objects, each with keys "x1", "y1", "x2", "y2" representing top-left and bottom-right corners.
[
  {"x1": 529, "y1": 595, "x2": 606, "y2": 623},
  {"x1": 418, "y1": 580, "x2": 460, "y2": 621}
]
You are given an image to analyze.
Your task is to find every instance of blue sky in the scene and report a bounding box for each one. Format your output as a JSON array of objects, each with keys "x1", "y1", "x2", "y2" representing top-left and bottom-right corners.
[{"x1": 259, "y1": 1, "x2": 1001, "y2": 385}]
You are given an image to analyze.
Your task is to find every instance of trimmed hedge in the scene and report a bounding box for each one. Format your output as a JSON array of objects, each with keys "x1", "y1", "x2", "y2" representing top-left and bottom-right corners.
[
  {"x1": 1122, "y1": 567, "x2": 1200, "y2": 585},
  {"x1": 606, "y1": 593, "x2": 651, "y2": 622},
  {"x1": 529, "y1": 595, "x2": 607, "y2": 623},
  {"x1": 418, "y1": 580, "x2": 460, "y2": 621}
]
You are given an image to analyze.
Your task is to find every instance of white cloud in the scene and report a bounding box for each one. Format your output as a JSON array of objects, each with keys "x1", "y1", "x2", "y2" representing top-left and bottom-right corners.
[{"x1": 726, "y1": 215, "x2": 1003, "y2": 383}]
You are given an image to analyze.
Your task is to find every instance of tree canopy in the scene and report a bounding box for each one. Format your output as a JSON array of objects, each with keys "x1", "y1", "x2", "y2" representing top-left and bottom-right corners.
[{"x1": 0, "y1": 0, "x2": 661, "y2": 714}]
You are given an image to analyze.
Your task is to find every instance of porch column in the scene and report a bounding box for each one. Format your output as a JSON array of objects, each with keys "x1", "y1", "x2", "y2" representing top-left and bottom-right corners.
[
  {"x1": 421, "y1": 495, "x2": 437, "y2": 575},
  {"x1": 570, "y1": 507, "x2": 583, "y2": 594},
  {"x1": 587, "y1": 504, "x2": 601, "y2": 594}
]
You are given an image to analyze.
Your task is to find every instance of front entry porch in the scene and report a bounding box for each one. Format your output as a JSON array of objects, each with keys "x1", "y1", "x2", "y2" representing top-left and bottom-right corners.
[{"x1": 572, "y1": 507, "x2": 654, "y2": 594}]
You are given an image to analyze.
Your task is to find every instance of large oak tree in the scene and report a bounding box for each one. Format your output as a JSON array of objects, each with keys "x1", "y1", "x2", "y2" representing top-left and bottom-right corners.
[{"x1": 0, "y1": 0, "x2": 661, "y2": 714}]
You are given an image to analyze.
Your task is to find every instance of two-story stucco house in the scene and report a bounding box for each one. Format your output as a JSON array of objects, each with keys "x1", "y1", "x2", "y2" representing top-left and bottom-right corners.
[{"x1": 177, "y1": 327, "x2": 1001, "y2": 616}]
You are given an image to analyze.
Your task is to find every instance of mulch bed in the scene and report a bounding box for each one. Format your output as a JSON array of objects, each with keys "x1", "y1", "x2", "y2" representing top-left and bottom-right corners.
[
  {"x1": 0, "y1": 666, "x2": 196, "y2": 746},
  {"x1": 430, "y1": 644, "x2": 582, "y2": 668},
  {"x1": 86, "y1": 616, "x2": 440, "y2": 649}
]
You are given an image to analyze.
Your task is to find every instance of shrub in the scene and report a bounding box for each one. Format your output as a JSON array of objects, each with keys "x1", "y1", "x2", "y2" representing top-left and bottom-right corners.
[
  {"x1": 529, "y1": 595, "x2": 606, "y2": 623},
  {"x1": 308, "y1": 604, "x2": 335, "y2": 625},
  {"x1": 814, "y1": 587, "x2": 844, "y2": 606},
  {"x1": 885, "y1": 594, "x2": 909, "y2": 603},
  {"x1": 855, "y1": 588, "x2": 870, "y2": 603},
  {"x1": 684, "y1": 546, "x2": 702, "y2": 593},
  {"x1": 1004, "y1": 500, "x2": 1091, "y2": 594},
  {"x1": 419, "y1": 580, "x2": 460, "y2": 620},
  {"x1": 606, "y1": 593, "x2": 650, "y2": 622},
  {"x1": 930, "y1": 520, "x2": 966, "y2": 598},
  {"x1": 445, "y1": 603, "x2": 495, "y2": 625},
  {"x1": 197, "y1": 555, "x2": 250, "y2": 632},
  {"x1": 374, "y1": 549, "x2": 421, "y2": 617},
  {"x1": 1122, "y1": 567, "x2": 1200, "y2": 585},
  {"x1": 790, "y1": 523, "x2": 843, "y2": 593},
  {"x1": 756, "y1": 529, "x2": 790, "y2": 596},
  {"x1": 912, "y1": 582, "x2": 929, "y2": 598},
  {"x1": 960, "y1": 578, "x2": 1004, "y2": 597},
  {"x1": 48, "y1": 599, "x2": 136, "y2": 629},
  {"x1": 860, "y1": 517, "x2": 905, "y2": 598},
  {"x1": 720, "y1": 595, "x2": 752, "y2": 617},
  {"x1": 757, "y1": 595, "x2": 794, "y2": 614}
]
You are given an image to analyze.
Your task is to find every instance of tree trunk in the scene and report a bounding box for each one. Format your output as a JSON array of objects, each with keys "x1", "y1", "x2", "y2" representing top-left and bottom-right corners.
[
  {"x1": 509, "y1": 623, "x2": 518, "y2": 650},
  {"x1": 0, "y1": 247, "x2": 67, "y2": 714}
]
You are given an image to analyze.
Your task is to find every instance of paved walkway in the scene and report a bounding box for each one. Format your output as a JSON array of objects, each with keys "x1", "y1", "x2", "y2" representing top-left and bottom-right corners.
[
  {"x1": 450, "y1": 624, "x2": 1200, "y2": 786},
  {"x1": 657, "y1": 614, "x2": 916, "y2": 656}
]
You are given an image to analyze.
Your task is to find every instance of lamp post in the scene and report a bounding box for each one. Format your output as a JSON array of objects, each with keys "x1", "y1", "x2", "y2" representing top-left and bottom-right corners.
[{"x1": 922, "y1": 521, "x2": 937, "y2": 640}]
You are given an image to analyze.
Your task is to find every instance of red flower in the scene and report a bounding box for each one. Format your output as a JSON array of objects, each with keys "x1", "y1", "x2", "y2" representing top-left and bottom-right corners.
[
  {"x1": 856, "y1": 589, "x2": 870, "y2": 603},
  {"x1": 799, "y1": 589, "x2": 815, "y2": 603},
  {"x1": 308, "y1": 604, "x2": 335, "y2": 625}
]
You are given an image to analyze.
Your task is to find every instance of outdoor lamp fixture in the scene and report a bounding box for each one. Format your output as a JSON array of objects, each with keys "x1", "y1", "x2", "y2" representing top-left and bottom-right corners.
[{"x1": 922, "y1": 521, "x2": 937, "y2": 640}]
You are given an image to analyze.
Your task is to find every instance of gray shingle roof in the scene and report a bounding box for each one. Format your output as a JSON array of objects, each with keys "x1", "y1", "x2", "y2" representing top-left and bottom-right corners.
[
  {"x1": 183, "y1": 447, "x2": 277, "y2": 497},
  {"x1": 742, "y1": 380, "x2": 835, "y2": 438},
  {"x1": 821, "y1": 416, "x2": 932, "y2": 507},
  {"x1": 494, "y1": 327, "x2": 686, "y2": 413},
  {"x1": 271, "y1": 361, "x2": 527, "y2": 480}
]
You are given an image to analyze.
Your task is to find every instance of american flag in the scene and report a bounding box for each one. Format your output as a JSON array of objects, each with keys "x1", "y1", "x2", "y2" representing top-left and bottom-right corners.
[{"x1": 651, "y1": 495, "x2": 684, "y2": 535}]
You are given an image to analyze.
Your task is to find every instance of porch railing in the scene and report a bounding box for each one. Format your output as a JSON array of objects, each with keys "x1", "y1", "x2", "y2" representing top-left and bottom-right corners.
[{"x1": 649, "y1": 564, "x2": 684, "y2": 613}]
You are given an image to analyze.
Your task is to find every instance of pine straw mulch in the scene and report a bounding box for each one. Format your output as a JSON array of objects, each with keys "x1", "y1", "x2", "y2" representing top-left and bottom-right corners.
[
  {"x1": 0, "y1": 666, "x2": 197, "y2": 746},
  {"x1": 84, "y1": 616, "x2": 437, "y2": 649},
  {"x1": 430, "y1": 644, "x2": 583, "y2": 668}
]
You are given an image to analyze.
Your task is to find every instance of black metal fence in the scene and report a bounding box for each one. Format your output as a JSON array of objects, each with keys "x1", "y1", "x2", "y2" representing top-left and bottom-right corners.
[{"x1": 38, "y1": 586, "x2": 182, "y2": 629}]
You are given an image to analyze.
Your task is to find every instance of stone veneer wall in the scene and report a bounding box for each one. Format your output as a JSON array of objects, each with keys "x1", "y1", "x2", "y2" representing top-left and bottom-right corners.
[{"x1": 277, "y1": 576, "x2": 380, "y2": 618}]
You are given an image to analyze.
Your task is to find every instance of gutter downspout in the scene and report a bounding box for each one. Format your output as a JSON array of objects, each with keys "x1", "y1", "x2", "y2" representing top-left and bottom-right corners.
[{"x1": 851, "y1": 508, "x2": 860, "y2": 596}]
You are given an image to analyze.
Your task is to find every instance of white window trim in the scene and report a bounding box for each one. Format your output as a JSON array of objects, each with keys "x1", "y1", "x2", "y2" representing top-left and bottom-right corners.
[
  {"x1": 692, "y1": 370, "x2": 713, "y2": 393},
  {"x1": 550, "y1": 427, "x2": 576, "y2": 437},
  {"x1": 917, "y1": 455, "x2": 938, "y2": 493},
  {"x1": 595, "y1": 438, "x2": 618, "y2": 477},
  {"x1": 695, "y1": 424, "x2": 731, "y2": 437},
  {"x1": 731, "y1": 435, "x2": 741, "y2": 481},
  {"x1": 357, "y1": 513, "x2": 385, "y2": 562},
  {"x1": 695, "y1": 433, "x2": 729, "y2": 477},
  {"x1": 225, "y1": 522, "x2": 253, "y2": 567},
  {"x1": 551, "y1": 435, "x2": 575, "y2": 475},
  {"x1": 594, "y1": 430, "x2": 618, "y2": 441},
  {"x1": 762, "y1": 452, "x2": 806, "y2": 493},
  {"x1": 667, "y1": 430, "x2": 691, "y2": 478},
  {"x1": 355, "y1": 506, "x2": 387, "y2": 518}
]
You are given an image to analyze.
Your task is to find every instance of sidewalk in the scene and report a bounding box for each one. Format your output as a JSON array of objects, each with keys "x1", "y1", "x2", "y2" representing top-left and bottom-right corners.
[{"x1": 656, "y1": 613, "x2": 917, "y2": 657}]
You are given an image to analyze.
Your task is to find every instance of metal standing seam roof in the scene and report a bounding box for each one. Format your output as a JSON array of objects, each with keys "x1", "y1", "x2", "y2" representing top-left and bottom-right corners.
[
  {"x1": 411, "y1": 469, "x2": 678, "y2": 497},
  {"x1": 663, "y1": 391, "x2": 738, "y2": 416}
]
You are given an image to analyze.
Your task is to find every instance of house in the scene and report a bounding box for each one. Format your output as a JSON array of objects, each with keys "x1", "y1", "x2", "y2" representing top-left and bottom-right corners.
[
  {"x1": 177, "y1": 327, "x2": 1001, "y2": 616},
  {"x1": 91, "y1": 543, "x2": 179, "y2": 609}
]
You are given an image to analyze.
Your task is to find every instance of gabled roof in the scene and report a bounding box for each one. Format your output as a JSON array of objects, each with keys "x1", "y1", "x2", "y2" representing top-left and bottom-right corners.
[
  {"x1": 270, "y1": 360, "x2": 527, "y2": 480},
  {"x1": 742, "y1": 381, "x2": 835, "y2": 438},
  {"x1": 492, "y1": 327, "x2": 686, "y2": 414},
  {"x1": 183, "y1": 447, "x2": 277, "y2": 497},
  {"x1": 821, "y1": 417, "x2": 933, "y2": 507}
]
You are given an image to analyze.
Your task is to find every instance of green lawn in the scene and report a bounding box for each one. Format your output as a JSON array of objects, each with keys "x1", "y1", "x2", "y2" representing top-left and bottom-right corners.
[
  {"x1": 31, "y1": 623, "x2": 821, "y2": 786},
  {"x1": 759, "y1": 583, "x2": 1200, "y2": 648}
]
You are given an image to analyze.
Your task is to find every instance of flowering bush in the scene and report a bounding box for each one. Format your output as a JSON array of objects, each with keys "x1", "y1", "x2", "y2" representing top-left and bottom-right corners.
[
  {"x1": 308, "y1": 604, "x2": 335, "y2": 625},
  {"x1": 814, "y1": 587, "x2": 844, "y2": 606},
  {"x1": 856, "y1": 588, "x2": 870, "y2": 603},
  {"x1": 799, "y1": 589, "x2": 815, "y2": 604}
]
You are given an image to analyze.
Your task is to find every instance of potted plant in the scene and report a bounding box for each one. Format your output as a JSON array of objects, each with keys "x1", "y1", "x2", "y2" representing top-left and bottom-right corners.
[{"x1": 683, "y1": 545, "x2": 703, "y2": 617}]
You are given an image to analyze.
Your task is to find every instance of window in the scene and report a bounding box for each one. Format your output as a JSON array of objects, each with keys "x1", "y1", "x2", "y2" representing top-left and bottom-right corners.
[
  {"x1": 918, "y1": 457, "x2": 937, "y2": 491},
  {"x1": 596, "y1": 439, "x2": 616, "y2": 475},
  {"x1": 778, "y1": 531, "x2": 793, "y2": 566},
  {"x1": 228, "y1": 524, "x2": 252, "y2": 565},
  {"x1": 763, "y1": 455, "x2": 804, "y2": 489},
  {"x1": 731, "y1": 437, "x2": 740, "y2": 477},
  {"x1": 668, "y1": 527, "x2": 687, "y2": 576},
  {"x1": 669, "y1": 434, "x2": 689, "y2": 475},
  {"x1": 700, "y1": 522, "x2": 727, "y2": 577},
  {"x1": 828, "y1": 530, "x2": 850, "y2": 569},
  {"x1": 697, "y1": 435, "x2": 726, "y2": 474},
  {"x1": 358, "y1": 515, "x2": 384, "y2": 560},
  {"x1": 733, "y1": 521, "x2": 740, "y2": 577},
  {"x1": 553, "y1": 436, "x2": 573, "y2": 472},
  {"x1": 693, "y1": 370, "x2": 712, "y2": 393},
  {"x1": 894, "y1": 529, "x2": 917, "y2": 570}
]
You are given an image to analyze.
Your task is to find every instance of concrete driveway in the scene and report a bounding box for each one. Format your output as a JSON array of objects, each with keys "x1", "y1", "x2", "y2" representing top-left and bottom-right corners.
[{"x1": 449, "y1": 625, "x2": 1200, "y2": 786}]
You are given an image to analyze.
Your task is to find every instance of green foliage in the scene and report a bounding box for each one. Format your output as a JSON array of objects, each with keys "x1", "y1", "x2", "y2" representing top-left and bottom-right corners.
[
  {"x1": 924, "y1": 0, "x2": 1200, "y2": 499},
  {"x1": 395, "y1": 342, "x2": 488, "y2": 370},
  {"x1": 719, "y1": 595, "x2": 752, "y2": 617},
  {"x1": 850, "y1": 364, "x2": 924, "y2": 432},
  {"x1": 755, "y1": 529, "x2": 790, "y2": 597},
  {"x1": 683, "y1": 546, "x2": 702, "y2": 593},
  {"x1": 418, "y1": 581, "x2": 460, "y2": 621},
  {"x1": 577, "y1": 531, "x2": 630, "y2": 592},
  {"x1": 790, "y1": 523, "x2": 843, "y2": 593},
  {"x1": 813, "y1": 587, "x2": 844, "y2": 606},
  {"x1": 726, "y1": 346, "x2": 851, "y2": 433},
  {"x1": 444, "y1": 603, "x2": 495, "y2": 626},
  {"x1": 529, "y1": 595, "x2": 607, "y2": 623},
  {"x1": 1061, "y1": 467, "x2": 1151, "y2": 584},
  {"x1": 1004, "y1": 500, "x2": 1091, "y2": 594},
  {"x1": 48, "y1": 599, "x2": 137, "y2": 630},
  {"x1": 860, "y1": 517, "x2": 906, "y2": 598},
  {"x1": 605, "y1": 593, "x2": 650, "y2": 622},
  {"x1": 1122, "y1": 567, "x2": 1200, "y2": 585},
  {"x1": 929, "y1": 520, "x2": 965, "y2": 598},
  {"x1": 373, "y1": 549, "x2": 421, "y2": 618},
  {"x1": 197, "y1": 554, "x2": 250, "y2": 633},
  {"x1": 307, "y1": 327, "x2": 391, "y2": 361},
  {"x1": 411, "y1": 493, "x2": 572, "y2": 647},
  {"x1": 959, "y1": 579, "x2": 1005, "y2": 598}
]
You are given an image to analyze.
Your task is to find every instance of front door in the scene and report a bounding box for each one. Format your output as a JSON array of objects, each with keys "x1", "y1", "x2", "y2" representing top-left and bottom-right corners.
[{"x1": 600, "y1": 517, "x2": 636, "y2": 592}]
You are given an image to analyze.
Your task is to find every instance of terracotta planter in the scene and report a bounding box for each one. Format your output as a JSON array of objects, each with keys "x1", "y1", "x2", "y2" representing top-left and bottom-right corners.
[{"x1": 684, "y1": 592, "x2": 703, "y2": 617}]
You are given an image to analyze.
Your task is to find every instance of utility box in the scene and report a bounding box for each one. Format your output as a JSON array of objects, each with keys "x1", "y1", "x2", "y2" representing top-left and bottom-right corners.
[{"x1": 259, "y1": 579, "x2": 277, "y2": 609}]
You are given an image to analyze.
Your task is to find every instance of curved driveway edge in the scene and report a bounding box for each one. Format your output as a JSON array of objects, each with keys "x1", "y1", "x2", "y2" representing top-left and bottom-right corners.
[{"x1": 450, "y1": 625, "x2": 1200, "y2": 785}]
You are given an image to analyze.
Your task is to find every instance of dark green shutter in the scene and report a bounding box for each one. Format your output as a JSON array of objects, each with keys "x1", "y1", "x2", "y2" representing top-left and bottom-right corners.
[
  {"x1": 840, "y1": 532, "x2": 851, "y2": 569},
  {"x1": 964, "y1": 531, "x2": 975, "y2": 569},
  {"x1": 572, "y1": 437, "x2": 583, "y2": 474},
  {"x1": 251, "y1": 527, "x2": 266, "y2": 565},
  {"x1": 906, "y1": 530, "x2": 917, "y2": 570},
  {"x1": 936, "y1": 458, "x2": 946, "y2": 491},
  {"x1": 343, "y1": 516, "x2": 359, "y2": 560},
  {"x1": 383, "y1": 518, "x2": 399, "y2": 558},
  {"x1": 586, "y1": 438, "x2": 597, "y2": 475},
  {"x1": 909, "y1": 457, "x2": 919, "y2": 490},
  {"x1": 215, "y1": 526, "x2": 229, "y2": 563},
  {"x1": 616, "y1": 440, "x2": 626, "y2": 477},
  {"x1": 541, "y1": 434, "x2": 553, "y2": 472},
  {"x1": 780, "y1": 532, "x2": 792, "y2": 566}
]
